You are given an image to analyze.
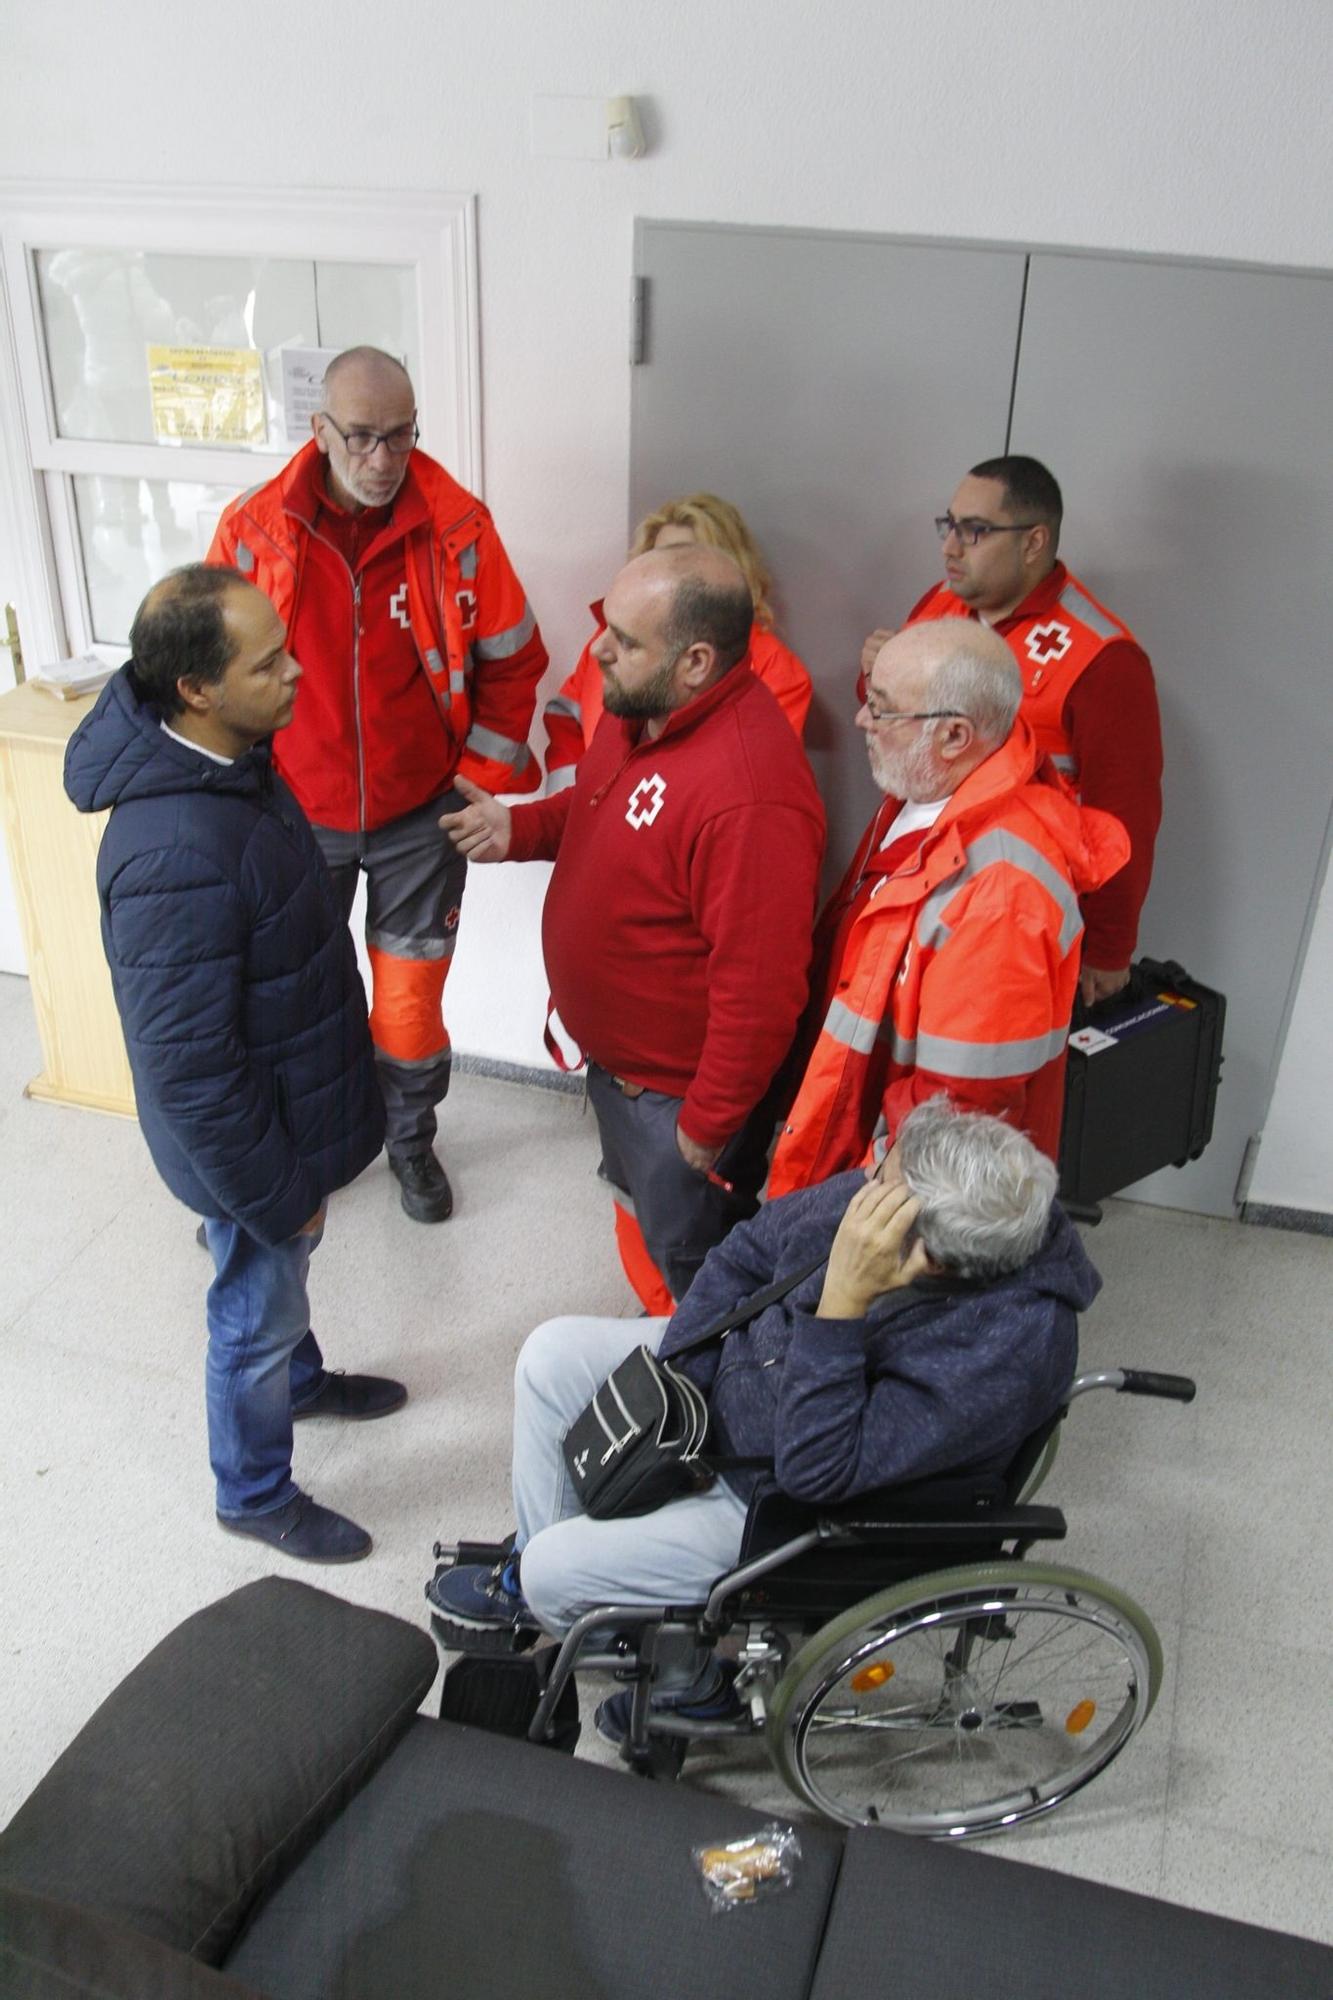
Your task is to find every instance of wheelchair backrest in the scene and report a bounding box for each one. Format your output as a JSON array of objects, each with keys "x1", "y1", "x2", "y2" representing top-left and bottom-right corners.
[{"x1": 728, "y1": 1406, "x2": 1070, "y2": 1627}]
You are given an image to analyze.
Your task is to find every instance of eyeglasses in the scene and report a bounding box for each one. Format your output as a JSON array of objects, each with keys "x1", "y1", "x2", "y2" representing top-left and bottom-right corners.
[
  {"x1": 320, "y1": 413, "x2": 420, "y2": 457},
  {"x1": 861, "y1": 698, "x2": 967, "y2": 727},
  {"x1": 934, "y1": 513, "x2": 1038, "y2": 547}
]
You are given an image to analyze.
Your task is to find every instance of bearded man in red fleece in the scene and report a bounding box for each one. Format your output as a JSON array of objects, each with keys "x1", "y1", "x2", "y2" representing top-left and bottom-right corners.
[
  {"x1": 443, "y1": 543, "x2": 825, "y2": 1310},
  {"x1": 210, "y1": 347, "x2": 547, "y2": 1224}
]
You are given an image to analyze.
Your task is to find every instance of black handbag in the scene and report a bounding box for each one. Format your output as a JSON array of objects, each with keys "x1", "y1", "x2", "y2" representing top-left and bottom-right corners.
[{"x1": 562, "y1": 1250, "x2": 827, "y2": 1521}]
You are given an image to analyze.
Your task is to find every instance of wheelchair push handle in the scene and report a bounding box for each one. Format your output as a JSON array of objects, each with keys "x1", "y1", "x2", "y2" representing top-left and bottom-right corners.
[
  {"x1": 1069, "y1": 1368, "x2": 1196, "y2": 1402},
  {"x1": 1119, "y1": 1369, "x2": 1196, "y2": 1402}
]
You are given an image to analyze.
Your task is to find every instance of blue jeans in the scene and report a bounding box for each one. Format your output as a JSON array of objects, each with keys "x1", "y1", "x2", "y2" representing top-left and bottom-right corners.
[{"x1": 204, "y1": 1219, "x2": 327, "y2": 1517}]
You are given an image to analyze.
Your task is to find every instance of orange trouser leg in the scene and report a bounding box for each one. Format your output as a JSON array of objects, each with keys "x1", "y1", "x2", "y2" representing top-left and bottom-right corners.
[
  {"x1": 366, "y1": 945, "x2": 452, "y2": 1063},
  {"x1": 611, "y1": 1201, "x2": 676, "y2": 1318}
]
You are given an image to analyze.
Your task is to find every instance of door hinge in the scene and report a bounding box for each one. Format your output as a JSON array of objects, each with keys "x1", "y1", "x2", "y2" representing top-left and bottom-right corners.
[{"x1": 630, "y1": 276, "x2": 647, "y2": 366}]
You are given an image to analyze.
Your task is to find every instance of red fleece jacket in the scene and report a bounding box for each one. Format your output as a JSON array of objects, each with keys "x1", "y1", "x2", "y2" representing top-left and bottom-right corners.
[{"x1": 510, "y1": 668, "x2": 825, "y2": 1150}]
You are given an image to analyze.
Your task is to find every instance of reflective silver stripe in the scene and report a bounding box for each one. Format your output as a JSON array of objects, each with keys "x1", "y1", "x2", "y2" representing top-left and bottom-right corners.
[
  {"x1": 1058, "y1": 580, "x2": 1121, "y2": 642},
  {"x1": 466, "y1": 722, "x2": 529, "y2": 765},
  {"x1": 546, "y1": 764, "x2": 577, "y2": 795},
  {"x1": 1050, "y1": 753, "x2": 1078, "y2": 774},
  {"x1": 544, "y1": 692, "x2": 582, "y2": 723},
  {"x1": 425, "y1": 647, "x2": 447, "y2": 677},
  {"x1": 887, "y1": 1028, "x2": 917, "y2": 1065},
  {"x1": 367, "y1": 928, "x2": 456, "y2": 961},
  {"x1": 609, "y1": 1184, "x2": 637, "y2": 1219},
  {"x1": 458, "y1": 542, "x2": 478, "y2": 581},
  {"x1": 449, "y1": 669, "x2": 466, "y2": 694},
  {"x1": 234, "y1": 540, "x2": 255, "y2": 575},
  {"x1": 916, "y1": 830, "x2": 1084, "y2": 957},
  {"x1": 915, "y1": 1023, "x2": 1070, "y2": 1079},
  {"x1": 373, "y1": 1048, "x2": 451, "y2": 1072},
  {"x1": 474, "y1": 603, "x2": 536, "y2": 660},
  {"x1": 822, "y1": 997, "x2": 882, "y2": 1055},
  {"x1": 868, "y1": 1111, "x2": 890, "y2": 1166}
]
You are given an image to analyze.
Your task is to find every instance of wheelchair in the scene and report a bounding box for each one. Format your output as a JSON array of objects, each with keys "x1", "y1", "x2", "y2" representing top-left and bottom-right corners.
[{"x1": 432, "y1": 1365, "x2": 1194, "y2": 1841}]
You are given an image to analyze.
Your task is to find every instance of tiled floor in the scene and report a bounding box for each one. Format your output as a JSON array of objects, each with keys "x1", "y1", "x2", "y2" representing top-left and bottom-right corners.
[{"x1": 1, "y1": 968, "x2": 1329, "y2": 1946}]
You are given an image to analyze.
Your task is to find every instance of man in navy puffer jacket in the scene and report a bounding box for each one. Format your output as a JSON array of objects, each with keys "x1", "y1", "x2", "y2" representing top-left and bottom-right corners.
[
  {"x1": 428, "y1": 1098, "x2": 1097, "y2": 1742},
  {"x1": 65, "y1": 566, "x2": 401, "y2": 1564}
]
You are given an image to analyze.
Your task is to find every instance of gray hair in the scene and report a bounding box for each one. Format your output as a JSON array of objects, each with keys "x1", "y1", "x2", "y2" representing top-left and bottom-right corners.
[
  {"x1": 896, "y1": 1097, "x2": 1057, "y2": 1280},
  {"x1": 927, "y1": 629, "x2": 1021, "y2": 749}
]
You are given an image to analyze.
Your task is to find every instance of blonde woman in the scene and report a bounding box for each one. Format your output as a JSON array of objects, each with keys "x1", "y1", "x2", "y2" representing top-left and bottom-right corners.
[{"x1": 543, "y1": 493, "x2": 811, "y2": 793}]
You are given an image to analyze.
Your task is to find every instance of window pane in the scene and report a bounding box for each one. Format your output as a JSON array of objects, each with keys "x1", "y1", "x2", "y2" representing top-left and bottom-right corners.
[
  {"x1": 73, "y1": 475, "x2": 237, "y2": 646},
  {"x1": 37, "y1": 249, "x2": 418, "y2": 449}
]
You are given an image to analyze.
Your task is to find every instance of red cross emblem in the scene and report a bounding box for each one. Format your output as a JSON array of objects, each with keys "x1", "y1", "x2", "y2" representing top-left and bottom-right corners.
[{"x1": 1024, "y1": 621, "x2": 1072, "y2": 666}]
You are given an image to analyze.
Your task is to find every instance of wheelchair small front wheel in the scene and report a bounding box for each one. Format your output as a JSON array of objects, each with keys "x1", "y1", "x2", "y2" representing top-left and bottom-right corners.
[{"x1": 767, "y1": 1562, "x2": 1161, "y2": 1839}]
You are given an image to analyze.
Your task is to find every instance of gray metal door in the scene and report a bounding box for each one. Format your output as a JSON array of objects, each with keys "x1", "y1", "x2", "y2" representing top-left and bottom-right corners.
[
  {"x1": 630, "y1": 222, "x2": 1332, "y2": 1218},
  {"x1": 1010, "y1": 252, "x2": 1333, "y2": 1215},
  {"x1": 631, "y1": 221, "x2": 1027, "y2": 880}
]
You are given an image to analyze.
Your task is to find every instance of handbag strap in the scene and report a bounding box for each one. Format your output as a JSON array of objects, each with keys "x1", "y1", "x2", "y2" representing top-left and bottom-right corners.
[{"x1": 663, "y1": 1246, "x2": 829, "y2": 1360}]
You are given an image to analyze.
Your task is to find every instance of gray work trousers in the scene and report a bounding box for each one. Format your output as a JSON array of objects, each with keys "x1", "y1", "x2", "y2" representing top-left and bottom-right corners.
[{"x1": 315, "y1": 788, "x2": 466, "y2": 1158}]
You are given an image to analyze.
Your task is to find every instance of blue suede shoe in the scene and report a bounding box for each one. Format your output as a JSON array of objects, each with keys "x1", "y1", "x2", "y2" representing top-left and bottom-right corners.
[
  {"x1": 217, "y1": 1493, "x2": 372, "y2": 1564},
  {"x1": 426, "y1": 1555, "x2": 538, "y2": 1655},
  {"x1": 292, "y1": 1370, "x2": 407, "y2": 1421}
]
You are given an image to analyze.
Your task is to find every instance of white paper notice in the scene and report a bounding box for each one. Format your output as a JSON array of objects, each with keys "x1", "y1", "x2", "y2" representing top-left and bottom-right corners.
[{"x1": 278, "y1": 347, "x2": 342, "y2": 448}]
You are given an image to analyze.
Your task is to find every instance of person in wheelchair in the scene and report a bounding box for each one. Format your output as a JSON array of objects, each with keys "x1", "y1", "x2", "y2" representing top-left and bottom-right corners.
[{"x1": 428, "y1": 1097, "x2": 1098, "y2": 1747}]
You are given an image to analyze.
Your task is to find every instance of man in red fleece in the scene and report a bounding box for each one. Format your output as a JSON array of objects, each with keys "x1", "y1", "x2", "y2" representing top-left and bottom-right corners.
[
  {"x1": 443, "y1": 544, "x2": 825, "y2": 1308},
  {"x1": 861, "y1": 455, "x2": 1162, "y2": 1008}
]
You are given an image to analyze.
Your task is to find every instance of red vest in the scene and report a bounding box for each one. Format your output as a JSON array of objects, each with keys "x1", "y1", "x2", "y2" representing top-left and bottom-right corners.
[{"x1": 907, "y1": 563, "x2": 1141, "y2": 784}]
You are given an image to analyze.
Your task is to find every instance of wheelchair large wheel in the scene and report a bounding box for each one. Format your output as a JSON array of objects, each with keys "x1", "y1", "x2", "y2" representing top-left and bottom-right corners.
[{"x1": 767, "y1": 1562, "x2": 1161, "y2": 1839}]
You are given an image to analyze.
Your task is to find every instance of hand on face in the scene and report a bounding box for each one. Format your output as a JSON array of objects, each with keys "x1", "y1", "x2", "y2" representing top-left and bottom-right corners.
[{"x1": 817, "y1": 1178, "x2": 930, "y2": 1320}]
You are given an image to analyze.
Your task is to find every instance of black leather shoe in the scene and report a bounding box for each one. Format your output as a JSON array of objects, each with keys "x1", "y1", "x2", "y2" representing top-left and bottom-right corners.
[
  {"x1": 389, "y1": 1149, "x2": 454, "y2": 1222},
  {"x1": 292, "y1": 1370, "x2": 408, "y2": 1421},
  {"x1": 217, "y1": 1493, "x2": 372, "y2": 1564}
]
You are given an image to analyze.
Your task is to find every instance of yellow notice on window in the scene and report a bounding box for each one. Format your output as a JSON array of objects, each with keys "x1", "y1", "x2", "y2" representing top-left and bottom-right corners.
[{"x1": 147, "y1": 345, "x2": 266, "y2": 447}]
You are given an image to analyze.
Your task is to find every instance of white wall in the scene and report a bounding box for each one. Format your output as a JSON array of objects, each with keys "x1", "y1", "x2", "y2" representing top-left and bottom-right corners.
[{"x1": 3, "y1": 0, "x2": 1330, "y2": 1207}]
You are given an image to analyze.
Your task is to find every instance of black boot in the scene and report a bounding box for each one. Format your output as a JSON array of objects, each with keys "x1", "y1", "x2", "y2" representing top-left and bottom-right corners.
[{"x1": 390, "y1": 1148, "x2": 454, "y2": 1222}]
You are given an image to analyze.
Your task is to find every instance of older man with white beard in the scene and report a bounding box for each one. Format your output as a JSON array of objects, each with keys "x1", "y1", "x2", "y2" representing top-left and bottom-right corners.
[{"x1": 769, "y1": 622, "x2": 1129, "y2": 1194}]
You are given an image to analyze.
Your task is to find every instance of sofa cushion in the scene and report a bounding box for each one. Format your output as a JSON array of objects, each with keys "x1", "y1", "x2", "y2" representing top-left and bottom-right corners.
[
  {"x1": 810, "y1": 1828, "x2": 1333, "y2": 2000},
  {"x1": 0, "y1": 1578, "x2": 437, "y2": 1968},
  {"x1": 0, "y1": 1884, "x2": 267, "y2": 1999},
  {"x1": 226, "y1": 1717, "x2": 844, "y2": 2000}
]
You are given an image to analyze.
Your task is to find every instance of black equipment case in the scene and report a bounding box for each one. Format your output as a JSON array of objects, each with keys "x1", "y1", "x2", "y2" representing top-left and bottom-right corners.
[{"x1": 1058, "y1": 957, "x2": 1226, "y2": 1206}]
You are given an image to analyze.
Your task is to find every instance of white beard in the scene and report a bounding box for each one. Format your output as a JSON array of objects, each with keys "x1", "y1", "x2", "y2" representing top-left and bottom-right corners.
[{"x1": 868, "y1": 729, "x2": 947, "y2": 800}]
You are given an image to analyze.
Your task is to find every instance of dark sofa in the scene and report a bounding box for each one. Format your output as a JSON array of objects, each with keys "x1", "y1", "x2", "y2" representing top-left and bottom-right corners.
[{"x1": 1, "y1": 1578, "x2": 1328, "y2": 1999}]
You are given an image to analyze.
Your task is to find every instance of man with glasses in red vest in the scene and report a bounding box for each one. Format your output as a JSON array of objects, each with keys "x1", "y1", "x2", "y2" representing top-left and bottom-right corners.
[
  {"x1": 861, "y1": 456, "x2": 1162, "y2": 1009},
  {"x1": 210, "y1": 347, "x2": 547, "y2": 1223}
]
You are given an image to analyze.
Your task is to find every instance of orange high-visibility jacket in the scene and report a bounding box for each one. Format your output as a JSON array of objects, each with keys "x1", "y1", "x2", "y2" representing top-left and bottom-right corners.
[
  {"x1": 542, "y1": 605, "x2": 812, "y2": 792},
  {"x1": 768, "y1": 721, "x2": 1130, "y2": 1192},
  {"x1": 209, "y1": 442, "x2": 546, "y2": 821},
  {"x1": 904, "y1": 565, "x2": 1161, "y2": 973}
]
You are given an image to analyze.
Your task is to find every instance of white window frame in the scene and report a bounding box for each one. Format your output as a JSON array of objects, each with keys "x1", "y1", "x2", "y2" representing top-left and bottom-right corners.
[{"x1": 0, "y1": 182, "x2": 479, "y2": 661}]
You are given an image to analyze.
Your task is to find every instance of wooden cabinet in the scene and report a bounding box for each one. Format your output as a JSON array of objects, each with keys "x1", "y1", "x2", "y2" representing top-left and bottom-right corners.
[{"x1": 0, "y1": 682, "x2": 135, "y2": 1116}]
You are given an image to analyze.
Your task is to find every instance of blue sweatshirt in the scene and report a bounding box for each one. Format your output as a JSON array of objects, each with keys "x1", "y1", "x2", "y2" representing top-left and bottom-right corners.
[{"x1": 659, "y1": 1171, "x2": 1097, "y2": 1502}]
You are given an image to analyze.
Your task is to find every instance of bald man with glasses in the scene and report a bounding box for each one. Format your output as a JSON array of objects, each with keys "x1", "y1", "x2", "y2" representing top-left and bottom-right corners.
[
  {"x1": 861, "y1": 455, "x2": 1162, "y2": 1008},
  {"x1": 770, "y1": 620, "x2": 1129, "y2": 1196},
  {"x1": 210, "y1": 347, "x2": 548, "y2": 1223}
]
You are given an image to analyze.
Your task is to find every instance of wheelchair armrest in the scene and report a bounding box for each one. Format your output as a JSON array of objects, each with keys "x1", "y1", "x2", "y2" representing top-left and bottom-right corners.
[{"x1": 818, "y1": 1503, "x2": 1066, "y2": 1545}]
